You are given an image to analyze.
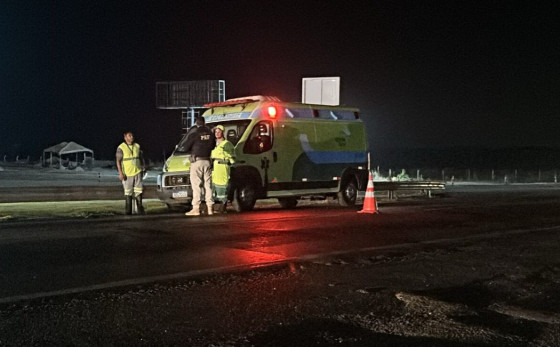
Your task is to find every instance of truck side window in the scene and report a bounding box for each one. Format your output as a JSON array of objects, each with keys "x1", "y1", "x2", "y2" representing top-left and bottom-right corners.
[
  {"x1": 244, "y1": 121, "x2": 273, "y2": 154},
  {"x1": 226, "y1": 129, "x2": 238, "y2": 145}
]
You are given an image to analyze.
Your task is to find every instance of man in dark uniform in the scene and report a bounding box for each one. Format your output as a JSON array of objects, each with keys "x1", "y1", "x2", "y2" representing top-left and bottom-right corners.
[{"x1": 183, "y1": 117, "x2": 215, "y2": 216}]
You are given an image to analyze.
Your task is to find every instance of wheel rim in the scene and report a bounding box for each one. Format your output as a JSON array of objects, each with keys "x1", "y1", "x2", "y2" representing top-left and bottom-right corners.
[
  {"x1": 236, "y1": 184, "x2": 256, "y2": 210},
  {"x1": 242, "y1": 187, "x2": 255, "y2": 203},
  {"x1": 344, "y1": 182, "x2": 357, "y2": 203}
]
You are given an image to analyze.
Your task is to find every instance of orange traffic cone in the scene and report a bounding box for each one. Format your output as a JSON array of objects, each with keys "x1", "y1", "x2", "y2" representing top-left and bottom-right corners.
[{"x1": 358, "y1": 171, "x2": 378, "y2": 214}]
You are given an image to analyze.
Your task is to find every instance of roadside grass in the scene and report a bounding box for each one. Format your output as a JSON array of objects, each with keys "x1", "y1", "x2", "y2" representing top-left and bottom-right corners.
[{"x1": 0, "y1": 199, "x2": 168, "y2": 221}]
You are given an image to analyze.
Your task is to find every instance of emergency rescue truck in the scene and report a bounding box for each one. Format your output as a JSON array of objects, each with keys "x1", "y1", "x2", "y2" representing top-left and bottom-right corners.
[{"x1": 156, "y1": 96, "x2": 369, "y2": 211}]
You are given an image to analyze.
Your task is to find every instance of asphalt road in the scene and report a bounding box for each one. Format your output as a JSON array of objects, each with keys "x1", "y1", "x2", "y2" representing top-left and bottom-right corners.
[{"x1": 1, "y1": 184, "x2": 560, "y2": 345}]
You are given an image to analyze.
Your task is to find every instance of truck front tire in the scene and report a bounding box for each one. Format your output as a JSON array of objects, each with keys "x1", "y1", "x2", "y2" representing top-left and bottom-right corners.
[{"x1": 232, "y1": 183, "x2": 257, "y2": 212}]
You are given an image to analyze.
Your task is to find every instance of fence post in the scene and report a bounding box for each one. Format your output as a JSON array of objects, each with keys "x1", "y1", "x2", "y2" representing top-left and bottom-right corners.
[
  {"x1": 441, "y1": 169, "x2": 445, "y2": 182},
  {"x1": 492, "y1": 169, "x2": 495, "y2": 181}
]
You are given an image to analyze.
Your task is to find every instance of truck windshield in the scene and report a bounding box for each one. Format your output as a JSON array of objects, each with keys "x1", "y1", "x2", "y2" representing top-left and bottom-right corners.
[
  {"x1": 173, "y1": 120, "x2": 251, "y2": 154},
  {"x1": 207, "y1": 120, "x2": 251, "y2": 146}
]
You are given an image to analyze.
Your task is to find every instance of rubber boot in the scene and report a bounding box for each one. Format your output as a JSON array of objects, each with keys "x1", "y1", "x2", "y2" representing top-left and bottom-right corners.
[
  {"x1": 136, "y1": 194, "x2": 145, "y2": 215},
  {"x1": 125, "y1": 196, "x2": 133, "y2": 215},
  {"x1": 220, "y1": 201, "x2": 228, "y2": 214}
]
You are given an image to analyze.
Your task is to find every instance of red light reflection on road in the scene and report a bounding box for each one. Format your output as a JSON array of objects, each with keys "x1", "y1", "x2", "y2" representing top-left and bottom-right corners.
[
  {"x1": 223, "y1": 211, "x2": 312, "y2": 265},
  {"x1": 224, "y1": 208, "x2": 355, "y2": 266},
  {"x1": 224, "y1": 248, "x2": 287, "y2": 266}
]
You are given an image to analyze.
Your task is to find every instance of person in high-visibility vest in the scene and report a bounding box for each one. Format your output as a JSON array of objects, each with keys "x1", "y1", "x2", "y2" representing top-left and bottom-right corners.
[
  {"x1": 211, "y1": 125, "x2": 235, "y2": 213},
  {"x1": 116, "y1": 131, "x2": 146, "y2": 215}
]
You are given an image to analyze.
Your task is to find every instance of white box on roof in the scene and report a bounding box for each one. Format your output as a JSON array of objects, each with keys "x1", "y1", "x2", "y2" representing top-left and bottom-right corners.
[{"x1": 302, "y1": 77, "x2": 340, "y2": 106}]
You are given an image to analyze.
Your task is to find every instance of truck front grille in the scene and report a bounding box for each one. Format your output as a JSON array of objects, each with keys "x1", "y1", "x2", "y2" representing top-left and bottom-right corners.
[{"x1": 165, "y1": 175, "x2": 190, "y2": 186}]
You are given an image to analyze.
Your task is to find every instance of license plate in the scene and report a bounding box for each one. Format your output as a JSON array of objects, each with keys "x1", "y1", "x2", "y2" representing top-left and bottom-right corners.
[{"x1": 172, "y1": 191, "x2": 189, "y2": 198}]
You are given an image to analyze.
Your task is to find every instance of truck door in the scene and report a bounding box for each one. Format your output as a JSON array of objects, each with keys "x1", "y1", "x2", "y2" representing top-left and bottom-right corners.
[{"x1": 242, "y1": 121, "x2": 274, "y2": 187}]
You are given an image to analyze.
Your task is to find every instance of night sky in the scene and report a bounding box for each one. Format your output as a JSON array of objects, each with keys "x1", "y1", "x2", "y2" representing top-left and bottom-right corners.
[{"x1": 1, "y1": 1, "x2": 559, "y2": 162}]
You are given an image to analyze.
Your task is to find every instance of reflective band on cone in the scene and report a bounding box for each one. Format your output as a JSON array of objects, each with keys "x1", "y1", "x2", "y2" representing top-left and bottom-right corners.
[{"x1": 358, "y1": 171, "x2": 379, "y2": 214}]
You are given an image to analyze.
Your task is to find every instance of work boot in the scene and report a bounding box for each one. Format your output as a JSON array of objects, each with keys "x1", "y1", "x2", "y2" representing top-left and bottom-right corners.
[
  {"x1": 135, "y1": 194, "x2": 145, "y2": 215},
  {"x1": 185, "y1": 207, "x2": 200, "y2": 216},
  {"x1": 220, "y1": 202, "x2": 228, "y2": 214},
  {"x1": 125, "y1": 196, "x2": 133, "y2": 215},
  {"x1": 207, "y1": 204, "x2": 214, "y2": 216}
]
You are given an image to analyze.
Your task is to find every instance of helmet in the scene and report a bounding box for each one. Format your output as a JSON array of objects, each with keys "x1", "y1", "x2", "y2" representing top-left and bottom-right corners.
[{"x1": 215, "y1": 125, "x2": 225, "y2": 131}]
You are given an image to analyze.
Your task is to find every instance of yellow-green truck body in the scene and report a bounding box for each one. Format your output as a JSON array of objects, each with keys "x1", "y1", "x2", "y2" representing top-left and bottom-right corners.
[{"x1": 156, "y1": 96, "x2": 369, "y2": 211}]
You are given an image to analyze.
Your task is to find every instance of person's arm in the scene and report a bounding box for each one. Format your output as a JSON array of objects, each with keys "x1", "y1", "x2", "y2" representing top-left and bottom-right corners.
[
  {"x1": 183, "y1": 132, "x2": 195, "y2": 154},
  {"x1": 139, "y1": 146, "x2": 146, "y2": 172},
  {"x1": 116, "y1": 148, "x2": 125, "y2": 181},
  {"x1": 224, "y1": 142, "x2": 235, "y2": 164}
]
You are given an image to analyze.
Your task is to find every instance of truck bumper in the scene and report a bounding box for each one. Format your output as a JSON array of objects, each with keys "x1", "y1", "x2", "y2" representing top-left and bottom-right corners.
[{"x1": 156, "y1": 172, "x2": 193, "y2": 206}]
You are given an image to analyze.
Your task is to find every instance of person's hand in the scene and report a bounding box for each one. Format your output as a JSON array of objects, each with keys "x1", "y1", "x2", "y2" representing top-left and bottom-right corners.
[{"x1": 119, "y1": 172, "x2": 125, "y2": 181}]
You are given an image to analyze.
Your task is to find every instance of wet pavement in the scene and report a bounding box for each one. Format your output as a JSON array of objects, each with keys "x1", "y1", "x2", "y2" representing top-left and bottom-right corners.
[{"x1": 1, "y1": 185, "x2": 560, "y2": 345}]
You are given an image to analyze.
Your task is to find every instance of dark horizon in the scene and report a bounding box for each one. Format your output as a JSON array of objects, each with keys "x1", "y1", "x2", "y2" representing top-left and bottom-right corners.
[{"x1": 2, "y1": 1, "x2": 559, "y2": 164}]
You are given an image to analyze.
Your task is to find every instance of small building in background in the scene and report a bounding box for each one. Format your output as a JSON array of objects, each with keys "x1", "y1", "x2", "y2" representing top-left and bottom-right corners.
[{"x1": 42, "y1": 141, "x2": 94, "y2": 168}]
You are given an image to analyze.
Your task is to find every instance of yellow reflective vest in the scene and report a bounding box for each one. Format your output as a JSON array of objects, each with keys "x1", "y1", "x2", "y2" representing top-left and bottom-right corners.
[
  {"x1": 118, "y1": 142, "x2": 143, "y2": 177},
  {"x1": 211, "y1": 140, "x2": 235, "y2": 186}
]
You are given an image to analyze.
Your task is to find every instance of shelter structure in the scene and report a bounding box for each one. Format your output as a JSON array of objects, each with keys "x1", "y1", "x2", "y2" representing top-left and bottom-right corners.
[{"x1": 42, "y1": 141, "x2": 94, "y2": 168}]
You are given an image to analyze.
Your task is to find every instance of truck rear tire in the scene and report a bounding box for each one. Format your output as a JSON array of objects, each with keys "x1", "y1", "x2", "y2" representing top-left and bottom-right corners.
[
  {"x1": 338, "y1": 177, "x2": 358, "y2": 207},
  {"x1": 278, "y1": 197, "x2": 298, "y2": 209},
  {"x1": 232, "y1": 183, "x2": 257, "y2": 212}
]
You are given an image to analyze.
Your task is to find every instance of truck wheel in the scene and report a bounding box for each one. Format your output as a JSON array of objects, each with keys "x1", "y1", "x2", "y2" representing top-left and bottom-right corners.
[
  {"x1": 338, "y1": 177, "x2": 358, "y2": 207},
  {"x1": 278, "y1": 197, "x2": 298, "y2": 209},
  {"x1": 232, "y1": 183, "x2": 257, "y2": 212}
]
